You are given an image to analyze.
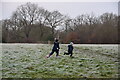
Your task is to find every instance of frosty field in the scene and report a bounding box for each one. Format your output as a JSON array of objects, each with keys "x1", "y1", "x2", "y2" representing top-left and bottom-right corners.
[{"x1": 1, "y1": 44, "x2": 119, "y2": 78}]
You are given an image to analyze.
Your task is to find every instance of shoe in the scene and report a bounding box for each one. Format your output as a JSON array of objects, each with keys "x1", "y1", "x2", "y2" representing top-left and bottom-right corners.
[
  {"x1": 70, "y1": 56, "x2": 74, "y2": 58},
  {"x1": 46, "y1": 55, "x2": 49, "y2": 58},
  {"x1": 56, "y1": 56, "x2": 60, "y2": 58}
]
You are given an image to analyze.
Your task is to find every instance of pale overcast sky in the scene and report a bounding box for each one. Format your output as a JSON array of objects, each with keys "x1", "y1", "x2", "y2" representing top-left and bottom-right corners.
[{"x1": 0, "y1": 0, "x2": 119, "y2": 20}]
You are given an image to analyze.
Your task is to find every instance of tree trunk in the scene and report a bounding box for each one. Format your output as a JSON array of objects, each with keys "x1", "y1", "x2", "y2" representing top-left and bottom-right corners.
[{"x1": 52, "y1": 27, "x2": 54, "y2": 37}]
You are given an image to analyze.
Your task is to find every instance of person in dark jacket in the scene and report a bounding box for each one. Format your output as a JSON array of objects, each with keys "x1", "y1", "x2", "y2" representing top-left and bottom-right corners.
[
  {"x1": 64, "y1": 42, "x2": 74, "y2": 57},
  {"x1": 47, "y1": 38, "x2": 60, "y2": 58}
]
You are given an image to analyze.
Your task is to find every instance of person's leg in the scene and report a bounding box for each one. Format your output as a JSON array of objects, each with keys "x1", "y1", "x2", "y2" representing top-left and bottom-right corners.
[
  {"x1": 70, "y1": 51, "x2": 73, "y2": 57},
  {"x1": 64, "y1": 52, "x2": 69, "y2": 55},
  {"x1": 64, "y1": 52, "x2": 66, "y2": 55},
  {"x1": 48, "y1": 50, "x2": 54, "y2": 58},
  {"x1": 56, "y1": 50, "x2": 59, "y2": 57}
]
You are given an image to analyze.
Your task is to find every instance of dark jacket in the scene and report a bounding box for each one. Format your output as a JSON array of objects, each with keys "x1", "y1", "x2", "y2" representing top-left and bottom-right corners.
[
  {"x1": 52, "y1": 42, "x2": 60, "y2": 51},
  {"x1": 68, "y1": 45, "x2": 73, "y2": 52}
]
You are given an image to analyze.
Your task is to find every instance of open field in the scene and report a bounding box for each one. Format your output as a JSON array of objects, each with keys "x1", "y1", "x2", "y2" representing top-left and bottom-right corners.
[{"x1": 1, "y1": 44, "x2": 119, "y2": 78}]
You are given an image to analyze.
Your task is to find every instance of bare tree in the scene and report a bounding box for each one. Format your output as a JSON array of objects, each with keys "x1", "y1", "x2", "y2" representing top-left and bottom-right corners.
[
  {"x1": 64, "y1": 16, "x2": 73, "y2": 32},
  {"x1": 13, "y1": 2, "x2": 41, "y2": 42},
  {"x1": 44, "y1": 10, "x2": 65, "y2": 39},
  {"x1": 36, "y1": 8, "x2": 48, "y2": 41},
  {"x1": 2, "y1": 19, "x2": 11, "y2": 42}
]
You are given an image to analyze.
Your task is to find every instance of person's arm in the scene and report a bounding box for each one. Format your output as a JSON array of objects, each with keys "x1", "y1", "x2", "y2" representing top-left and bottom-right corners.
[{"x1": 72, "y1": 46, "x2": 74, "y2": 50}]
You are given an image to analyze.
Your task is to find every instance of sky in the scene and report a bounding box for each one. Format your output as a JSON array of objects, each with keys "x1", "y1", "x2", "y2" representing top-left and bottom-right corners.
[
  {"x1": 118, "y1": 2, "x2": 120, "y2": 15},
  {"x1": 0, "y1": 0, "x2": 119, "y2": 20}
]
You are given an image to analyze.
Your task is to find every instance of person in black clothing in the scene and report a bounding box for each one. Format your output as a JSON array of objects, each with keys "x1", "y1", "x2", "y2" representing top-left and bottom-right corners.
[
  {"x1": 64, "y1": 42, "x2": 74, "y2": 57},
  {"x1": 47, "y1": 38, "x2": 60, "y2": 58}
]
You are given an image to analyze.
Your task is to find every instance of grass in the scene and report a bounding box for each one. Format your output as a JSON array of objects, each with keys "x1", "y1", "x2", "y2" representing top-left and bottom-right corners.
[{"x1": 1, "y1": 44, "x2": 119, "y2": 78}]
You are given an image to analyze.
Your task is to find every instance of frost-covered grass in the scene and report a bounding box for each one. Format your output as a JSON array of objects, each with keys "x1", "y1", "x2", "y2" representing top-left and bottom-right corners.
[{"x1": 1, "y1": 44, "x2": 119, "y2": 78}]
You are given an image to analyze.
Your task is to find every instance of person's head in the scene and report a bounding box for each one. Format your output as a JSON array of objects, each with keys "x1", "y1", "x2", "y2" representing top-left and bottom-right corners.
[
  {"x1": 55, "y1": 38, "x2": 58, "y2": 42},
  {"x1": 70, "y1": 42, "x2": 73, "y2": 45}
]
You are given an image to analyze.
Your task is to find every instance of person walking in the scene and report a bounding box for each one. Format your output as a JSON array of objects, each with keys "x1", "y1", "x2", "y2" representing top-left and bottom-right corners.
[
  {"x1": 64, "y1": 42, "x2": 74, "y2": 57},
  {"x1": 47, "y1": 38, "x2": 60, "y2": 58}
]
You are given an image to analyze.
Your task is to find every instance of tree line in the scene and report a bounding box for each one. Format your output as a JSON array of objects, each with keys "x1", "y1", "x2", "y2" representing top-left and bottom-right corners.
[{"x1": 1, "y1": 2, "x2": 119, "y2": 44}]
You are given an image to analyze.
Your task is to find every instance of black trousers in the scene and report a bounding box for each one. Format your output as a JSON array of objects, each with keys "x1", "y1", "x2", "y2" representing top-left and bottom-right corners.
[
  {"x1": 64, "y1": 51, "x2": 73, "y2": 57},
  {"x1": 49, "y1": 49, "x2": 59, "y2": 56}
]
